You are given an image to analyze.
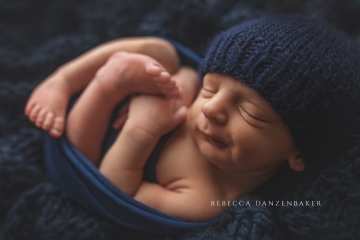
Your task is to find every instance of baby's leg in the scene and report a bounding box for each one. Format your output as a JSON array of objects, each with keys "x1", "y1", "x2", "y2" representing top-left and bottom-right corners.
[
  {"x1": 66, "y1": 78, "x2": 121, "y2": 165},
  {"x1": 95, "y1": 52, "x2": 179, "y2": 98},
  {"x1": 111, "y1": 66, "x2": 198, "y2": 129},
  {"x1": 66, "y1": 53, "x2": 178, "y2": 165},
  {"x1": 25, "y1": 37, "x2": 179, "y2": 138},
  {"x1": 25, "y1": 74, "x2": 71, "y2": 137}
]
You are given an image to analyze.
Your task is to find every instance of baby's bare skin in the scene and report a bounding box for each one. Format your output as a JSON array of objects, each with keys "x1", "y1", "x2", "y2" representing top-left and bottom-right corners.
[
  {"x1": 25, "y1": 74, "x2": 70, "y2": 137},
  {"x1": 99, "y1": 65, "x2": 226, "y2": 221},
  {"x1": 65, "y1": 54, "x2": 223, "y2": 221},
  {"x1": 66, "y1": 52, "x2": 180, "y2": 163},
  {"x1": 24, "y1": 37, "x2": 179, "y2": 138},
  {"x1": 25, "y1": 52, "x2": 177, "y2": 138},
  {"x1": 112, "y1": 66, "x2": 199, "y2": 130},
  {"x1": 95, "y1": 52, "x2": 179, "y2": 99},
  {"x1": 25, "y1": 37, "x2": 227, "y2": 221}
]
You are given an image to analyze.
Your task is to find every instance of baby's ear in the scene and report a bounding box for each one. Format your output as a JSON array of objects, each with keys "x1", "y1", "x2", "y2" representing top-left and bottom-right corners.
[{"x1": 288, "y1": 152, "x2": 305, "y2": 172}]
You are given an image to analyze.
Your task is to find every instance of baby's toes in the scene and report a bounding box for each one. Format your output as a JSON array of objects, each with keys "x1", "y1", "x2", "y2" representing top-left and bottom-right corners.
[
  {"x1": 42, "y1": 112, "x2": 55, "y2": 131},
  {"x1": 49, "y1": 128, "x2": 62, "y2": 138},
  {"x1": 53, "y1": 117, "x2": 65, "y2": 132},
  {"x1": 29, "y1": 104, "x2": 42, "y2": 122},
  {"x1": 145, "y1": 62, "x2": 163, "y2": 76},
  {"x1": 50, "y1": 117, "x2": 65, "y2": 138},
  {"x1": 35, "y1": 108, "x2": 48, "y2": 128},
  {"x1": 25, "y1": 101, "x2": 36, "y2": 116}
]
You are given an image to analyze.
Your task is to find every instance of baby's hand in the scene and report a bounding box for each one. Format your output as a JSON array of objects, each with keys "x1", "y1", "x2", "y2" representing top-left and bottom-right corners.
[{"x1": 124, "y1": 93, "x2": 187, "y2": 139}]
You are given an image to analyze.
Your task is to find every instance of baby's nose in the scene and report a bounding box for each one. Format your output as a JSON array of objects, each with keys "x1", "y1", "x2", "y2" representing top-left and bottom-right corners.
[{"x1": 201, "y1": 96, "x2": 228, "y2": 125}]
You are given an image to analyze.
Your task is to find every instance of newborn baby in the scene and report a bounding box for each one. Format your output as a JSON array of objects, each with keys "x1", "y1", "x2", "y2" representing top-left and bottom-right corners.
[
  {"x1": 25, "y1": 19, "x2": 310, "y2": 221},
  {"x1": 25, "y1": 37, "x2": 225, "y2": 220}
]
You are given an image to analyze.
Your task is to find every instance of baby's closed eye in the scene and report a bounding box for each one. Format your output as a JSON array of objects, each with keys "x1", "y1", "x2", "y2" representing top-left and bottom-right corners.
[
  {"x1": 238, "y1": 102, "x2": 271, "y2": 127},
  {"x1": 201, "y1": 88, "x2": 216, "y2": 98}
]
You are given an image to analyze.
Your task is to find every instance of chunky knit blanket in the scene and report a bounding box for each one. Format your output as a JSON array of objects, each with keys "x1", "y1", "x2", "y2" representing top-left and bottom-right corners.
[{"x1": 1, "y1": 1, "x2": 360, "y2": 239}]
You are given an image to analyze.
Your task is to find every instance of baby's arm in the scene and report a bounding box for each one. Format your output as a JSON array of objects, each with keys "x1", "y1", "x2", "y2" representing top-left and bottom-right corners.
[
  {"x1": 100, "y1": 78, "x2": 221, "y2": 221},
  {"x1": 103, "y1": 122, "x2": 223, "y2": 221},
  {"x1": 25, "y1": 37, "x2": 180, "y2": 138},
  {"x1": 100, "y1": 120, "x2": 160, "y2": 195},
  {"x1": 102, "y1": 97, "x2": 222, "y2": 221},
  {"x1": 100, "y1": 94, "x2": 187, "y2": 195},
  {"x1": 134, "y1": 181, "x2": 224, "y2": 221}
]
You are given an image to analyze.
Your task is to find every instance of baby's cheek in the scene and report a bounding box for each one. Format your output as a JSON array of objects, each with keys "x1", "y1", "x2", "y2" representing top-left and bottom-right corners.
[
  {"x1": 231, "y1": 137, "x2": 254, "y2": 166},
  {"x1": 231, "y1": 128, "x2": 267, "y2": 166},
  {"x1": 257, "y1": 127, "x2": 290, "y2": 158}
]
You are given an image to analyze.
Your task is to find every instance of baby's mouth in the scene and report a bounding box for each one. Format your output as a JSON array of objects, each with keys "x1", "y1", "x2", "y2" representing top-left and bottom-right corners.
[{"x1": 201, "y1": 131, "x2": 229, "y2": 149}]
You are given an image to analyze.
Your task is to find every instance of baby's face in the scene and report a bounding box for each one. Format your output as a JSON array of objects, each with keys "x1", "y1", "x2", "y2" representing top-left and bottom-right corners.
[{"x1": 186, "y1": 73, "x2": 298, "y2": 175}]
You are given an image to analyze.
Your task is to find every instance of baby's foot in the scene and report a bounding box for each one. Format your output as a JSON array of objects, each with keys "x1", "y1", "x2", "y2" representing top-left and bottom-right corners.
[
  {"x1": 25, "y1": 76, "x2": 71, "y2": 138},
  {"x1": 95, "y1": 52, "x2": 179, "y2": 99}
]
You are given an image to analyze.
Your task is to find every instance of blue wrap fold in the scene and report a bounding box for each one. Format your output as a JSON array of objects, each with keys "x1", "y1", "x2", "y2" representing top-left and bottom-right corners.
[{"x1": 44, "y1": 39, "x2": 221, "y2": 234}]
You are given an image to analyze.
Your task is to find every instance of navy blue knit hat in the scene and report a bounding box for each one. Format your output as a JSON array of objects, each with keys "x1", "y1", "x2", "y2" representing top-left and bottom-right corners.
[{"x1": 200, "y1": 15, "x2": 360, "y2": 171}]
